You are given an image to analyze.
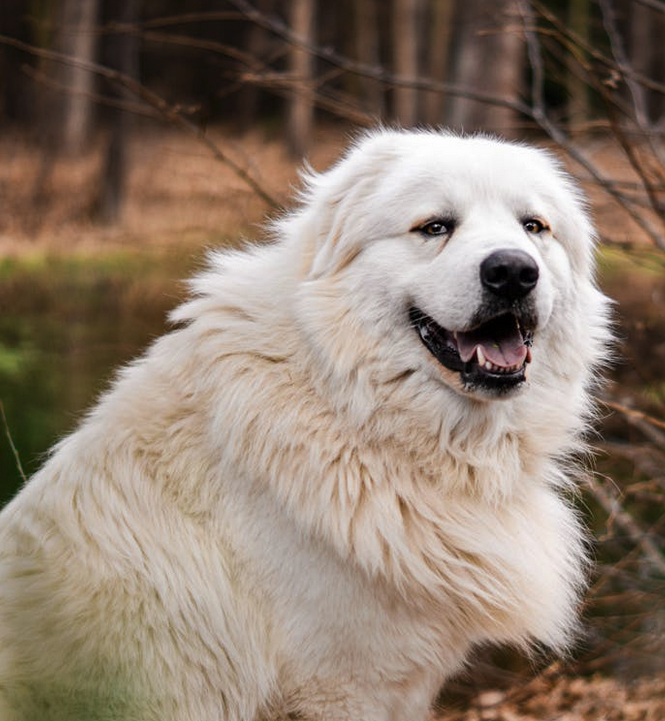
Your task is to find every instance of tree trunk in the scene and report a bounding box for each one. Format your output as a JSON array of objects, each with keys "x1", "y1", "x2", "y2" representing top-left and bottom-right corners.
[
  {"x1": 424, "y1": 0, "x2": 456, "y2": 126},
  {"x1": 0, "y1": 0, "x2": 28, "y2": 123},
  {"x1": 446, "y1": 0, "x2": 523, "y2": 136},
  {"x1": 489, "y1": 5, "x2": 523, "y2": 135},
  {"x1": 566, "y1": 0, "x2": 590, "y2": 131},
  {"x1": 354, "y1": 0, "x2": 384, "y2": 119},
  {"x1": 624, "y1": 0, "x2": 665, "y2": 124},
  {"x1": 286, "y1": 0, "x2": 316, "y2": 158},
  {"x1": 98, "y1": 0, "x2": 140, "y2": 224},
  {"x1": 57, "y1": 0, "x2": 100, "y2": 155},
  {"x1": 236, "y1": 0, "x2": 278, "y2": 130},
  {"x1": 392, "y1": 0, "x2": 423, "y2": 126}
]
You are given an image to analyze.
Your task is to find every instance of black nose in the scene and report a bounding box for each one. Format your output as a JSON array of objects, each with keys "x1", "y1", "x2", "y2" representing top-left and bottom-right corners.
[{"x1": 480, "y1": 249, "x2": 539, "y2": 301}]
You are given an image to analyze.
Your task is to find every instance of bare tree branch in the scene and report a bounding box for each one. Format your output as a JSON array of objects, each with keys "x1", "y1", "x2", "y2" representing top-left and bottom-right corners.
[
  {"x1": 22, "y1": 63, "x2": 165, "y2": 120},
  {"x1": 585, "y1": 474, "x2": 665, "y2": 576},
  {"x1": 227, "y1": 0, "x2": 534, "y2": 117},
  {"x1": 604, "y1": 398, "x2": 665, "y2": 447},
  {"x1": 598, "y1": 0, "x2": 665, "y2": 167},
  {"x1": 635, "y1": 0, "x2": 665, "y2": 13},
  {"x1": 0, "y1": 402, "x2": 27, "y2": 485},
  {"x1": 10, "y1": 3, "x2": 665, "y2": 254},
  {"x1": 518, "y1": 2, "x2": 665, "y2": 250}
]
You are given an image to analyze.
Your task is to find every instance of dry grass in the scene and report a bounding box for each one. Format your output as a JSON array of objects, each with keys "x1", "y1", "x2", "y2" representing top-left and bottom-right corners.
[
  {"x1": 0, "y1": 123, "x2": 349, "y2": 258},
  {"x1": 2, "y1": 125, "x2": 662, "y2": 261}
]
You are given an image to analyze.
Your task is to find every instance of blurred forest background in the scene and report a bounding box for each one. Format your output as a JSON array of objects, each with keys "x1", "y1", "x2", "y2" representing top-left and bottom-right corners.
[{"x1": 0, "y1": 1, "x2": 665, "y2": 719}]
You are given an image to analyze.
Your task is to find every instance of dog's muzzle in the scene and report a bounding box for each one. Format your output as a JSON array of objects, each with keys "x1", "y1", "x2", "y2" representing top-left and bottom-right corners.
[{"x1": 410, "y1": 249, "x2": 539, "y2": 395}]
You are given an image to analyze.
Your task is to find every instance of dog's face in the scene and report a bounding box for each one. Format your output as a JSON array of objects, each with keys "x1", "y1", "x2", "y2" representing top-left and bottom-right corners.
[{"x1": 295, "y1": 131, "x2": 599, "y2": 403}]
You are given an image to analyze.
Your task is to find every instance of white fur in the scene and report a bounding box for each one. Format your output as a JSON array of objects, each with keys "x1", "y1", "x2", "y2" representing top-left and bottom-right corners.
[{"x1": 0, "y1": 129, "x2": 611, "y2": 721}]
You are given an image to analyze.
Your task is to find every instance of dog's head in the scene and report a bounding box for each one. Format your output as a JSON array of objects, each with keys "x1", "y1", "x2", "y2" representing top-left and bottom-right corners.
[{"x1": 288, "y1": 129, "x2": 608, "y2": 406}]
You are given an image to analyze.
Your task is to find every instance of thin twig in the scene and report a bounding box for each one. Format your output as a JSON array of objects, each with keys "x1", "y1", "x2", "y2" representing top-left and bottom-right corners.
[
  {"x1": 0, "y1": 402, "x2": 27, "y2": 485},
  {"x1": 585, "y1": 474, "x2": 665, "y2": 576},
  {"x1": 598, "y1": 0, "x2": 665, "y2": 170},
  {"x1": 532, "y1": 0, "x2": 665, "y2": 97},
  {"x1": 22, "y1": 63, "x2": 165, "y2": 120},
  {"x1": 600, "y1": 91, "x2": 665, "y2": 236},
  {"x1": 604, "y1": 399, "x2": 665, "y2": 446},
  {"x1": 237, "y1": 70, "x2": 377, "y2": 125},
  {"x1": 518, "y1": 2, "x2": 665, "y2": 250},
  {"x1": 599, "y1": 0, "x2": 650, "y2": 128},
  {"x1": 599, "y1": 440, "x2": 665, "y2": 483}
]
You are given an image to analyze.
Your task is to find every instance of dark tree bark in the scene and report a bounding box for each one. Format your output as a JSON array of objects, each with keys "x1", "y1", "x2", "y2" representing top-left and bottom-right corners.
[
  {"x1": 98, "y1": 0, "x2": 140, "y2": 224},
  {"x1": 423, "y1": 0, "x2": 456, "y2": 126},
  {"x1": 0, "y1": 0, "x2": 29, "y2": 123},
  {"x1": 566, "y1": 0, "x2": 590, "y2": 130},
  {"x1": 286, "y1": 0, "x2": 316, "y2": 158},
  {"x1": 446, "y1": 0, "x2": 523, "y2": 136},
  {"x1": 625, "y1": 0, "x2": 665, "y2": 124},
  {"x1": 236, "y1": 0, "x2": 278, "y2": 129},
  {"x1": 392, "y1": 0, "x2": 424, "y2": 126},
  {"x1": 354, "y1": 0, "x2": 385, "y2": 119},
  {"x1": 57, "y1": 0, "x2": 100, "y2": 154}
]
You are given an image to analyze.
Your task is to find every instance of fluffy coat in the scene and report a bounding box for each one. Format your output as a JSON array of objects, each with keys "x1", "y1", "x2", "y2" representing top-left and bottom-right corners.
[{"x1": 0, "y1": 130, "x2": 611, "y2": 721}]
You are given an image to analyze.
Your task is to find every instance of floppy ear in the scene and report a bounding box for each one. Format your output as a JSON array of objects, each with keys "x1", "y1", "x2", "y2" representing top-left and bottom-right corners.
[{"x1": 287, "y1": 131, "x2": 400, "y2": 279}]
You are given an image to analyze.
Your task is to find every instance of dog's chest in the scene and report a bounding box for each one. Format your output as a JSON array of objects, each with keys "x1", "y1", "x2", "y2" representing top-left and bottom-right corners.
[{"x1": 242, "y1": 489, "x2": 565, "y2": 667}]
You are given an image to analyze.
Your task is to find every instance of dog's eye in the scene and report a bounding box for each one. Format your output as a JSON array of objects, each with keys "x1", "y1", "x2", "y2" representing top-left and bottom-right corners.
[
  {"x1": 414, "y1": 219, "x2": 455, "y2": 237},
  {"x1": 523, "y1": 218, "x2": 548, "y2": 234}
]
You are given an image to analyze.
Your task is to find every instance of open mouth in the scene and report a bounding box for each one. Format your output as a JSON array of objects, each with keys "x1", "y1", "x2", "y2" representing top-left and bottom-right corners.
[{"x1": 409, "y1": 306, "x2": 534, "y2": 392}]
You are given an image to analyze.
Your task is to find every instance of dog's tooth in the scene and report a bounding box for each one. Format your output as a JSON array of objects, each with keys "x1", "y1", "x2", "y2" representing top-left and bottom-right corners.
[
  {"x1": 477, "y1": 346, "x2": 486, "y2": 366},
  {"x1": 485, "y1": 361, "x2": 493, "y2": 371}
]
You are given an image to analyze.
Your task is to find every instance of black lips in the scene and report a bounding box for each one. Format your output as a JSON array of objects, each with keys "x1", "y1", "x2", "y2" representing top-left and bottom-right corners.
[{"x1": 409, "y1": 306, "x2": 534, "y2": 394}]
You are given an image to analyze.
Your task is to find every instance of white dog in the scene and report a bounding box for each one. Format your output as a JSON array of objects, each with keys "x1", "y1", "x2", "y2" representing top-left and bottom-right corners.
[{"x1": 0, "y1": 130, "x2": 611, "y2": 721}]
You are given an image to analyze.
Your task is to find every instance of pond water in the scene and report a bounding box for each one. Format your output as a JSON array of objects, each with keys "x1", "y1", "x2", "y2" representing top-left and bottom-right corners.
[{"x1": 0, "y1": 252, "x2": 197, "y2": 506}]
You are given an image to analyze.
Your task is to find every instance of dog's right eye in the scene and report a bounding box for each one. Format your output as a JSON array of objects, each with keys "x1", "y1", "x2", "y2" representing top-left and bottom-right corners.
[{"x1": 414, "y1": 219, "x2": 455, "y2": 237}]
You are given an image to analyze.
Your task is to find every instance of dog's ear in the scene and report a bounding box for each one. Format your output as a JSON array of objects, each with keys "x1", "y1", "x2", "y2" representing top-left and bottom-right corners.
[
  {"x1": 529, "y1": 149, "x2": 599, "y2": 277},
  {"x1": 287, "y1": 131, "x2": 400, "y2": 278}
]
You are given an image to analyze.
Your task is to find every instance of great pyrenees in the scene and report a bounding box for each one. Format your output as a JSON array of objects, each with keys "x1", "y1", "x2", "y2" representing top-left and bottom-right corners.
[{"x1": 0, "y1": 130, "x2": 611, "y2": 721}]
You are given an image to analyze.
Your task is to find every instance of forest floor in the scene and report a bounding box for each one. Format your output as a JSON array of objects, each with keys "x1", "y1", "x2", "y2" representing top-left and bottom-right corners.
[
  {"x1": 431, "y1": 667, "x2": 665, "y2": 720},
  {"x1": 0, "y1": 123, "x2": 348, "y2": 255},
  {"x1": 1, "y1": 125, "x2": 664, "y2": 720}
]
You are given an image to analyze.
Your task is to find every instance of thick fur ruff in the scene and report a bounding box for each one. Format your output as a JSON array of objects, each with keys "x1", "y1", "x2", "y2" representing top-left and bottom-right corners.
[{"x1": 0, "y1": 130, "x2": 612, "y2": 721}]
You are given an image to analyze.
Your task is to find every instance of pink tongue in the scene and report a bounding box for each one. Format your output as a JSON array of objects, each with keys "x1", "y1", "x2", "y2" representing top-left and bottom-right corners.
[{"x1": 456, "y1": 326, "x2": 527, "y2": 368}]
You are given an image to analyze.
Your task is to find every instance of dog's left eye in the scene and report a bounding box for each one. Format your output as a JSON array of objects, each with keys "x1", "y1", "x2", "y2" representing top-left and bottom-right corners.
[
  {"x1": 414, "y1": 219, "x2": 455, "y2": 237},
  {"x1": 523, "y1": 218, "x2": 548, "y2": 234}
]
